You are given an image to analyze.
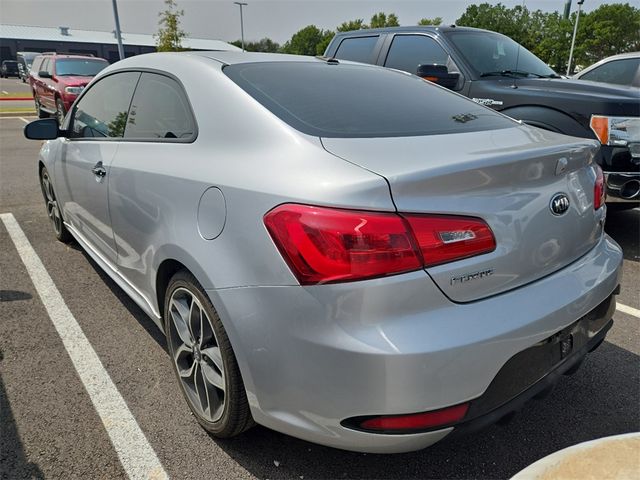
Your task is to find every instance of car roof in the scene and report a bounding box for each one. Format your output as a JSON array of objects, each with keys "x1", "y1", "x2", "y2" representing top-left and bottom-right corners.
[
  {"x1": 332, "y1": 25, "x2": 488, "y2": 38},
  {"x1": 189, "y1": 51, "x2": 327, "y2": 65}
]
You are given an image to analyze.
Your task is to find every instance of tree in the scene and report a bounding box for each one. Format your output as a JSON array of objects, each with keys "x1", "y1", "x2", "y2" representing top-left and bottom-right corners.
[
  {"x1": 230, "y1": 38, "x2": 280, "y2": 53},
  {"x1": 418, "y1": 17, "x2": 443, "y2": 26},
  {"x1": 369, "y1": 12, "x2": 399, "y2": 28},
  {"x1": 282, "y1": 25, "x2": 333, "y2": 56},
  {"x1": 155, "y1": 0, "x2": 186, "y2": 52},
  {"x1": 337, "y1": 19, "x2": 367, "y2": 32}
]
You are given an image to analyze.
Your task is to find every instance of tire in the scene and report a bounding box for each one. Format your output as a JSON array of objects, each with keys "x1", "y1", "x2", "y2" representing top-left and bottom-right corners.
[
  {"x1": 34, "y1": 95, "x2": 48, "y2": 119},
  {"x1": 164, "y1": 270, "x2": 253, "y2": 437},
  {"x1": 39, "y1": 167, "x2": 72, "y2": 243},
  {"x1": 55, "y1": 97, "x2": 66, "y2": 126}
]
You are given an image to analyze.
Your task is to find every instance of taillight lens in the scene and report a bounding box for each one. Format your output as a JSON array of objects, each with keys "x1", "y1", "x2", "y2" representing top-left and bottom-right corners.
[
  {"x1": 264, "y1": 204, "x2": 421, "y2": 284},
  {"x1": 404, "y1": 215, "x2": 496, "y2": 267},
  {"x1": 264, "y1": 204, "x2": 496, "y2": 285},
  {"x1": 351, "y1": 403, "x2": 470, "y2": 433},
  {"x1": 594, "y1": 165, "x2": 605, "y2": 210}
]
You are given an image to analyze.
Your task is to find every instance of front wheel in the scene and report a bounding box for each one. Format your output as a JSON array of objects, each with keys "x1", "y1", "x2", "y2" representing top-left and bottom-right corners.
[
  {"x1": 55, "y1": 98, "x2": 66, "y2": 126},
  {"x1": 164, "y1": 271, "x2": 253, "y2": 437},
  {"x1": 34, "y1": 95, "x2": 48, "y2": 119},
  {"x1": 40, "y1": 167, "x2": 72, "y2": 243}
]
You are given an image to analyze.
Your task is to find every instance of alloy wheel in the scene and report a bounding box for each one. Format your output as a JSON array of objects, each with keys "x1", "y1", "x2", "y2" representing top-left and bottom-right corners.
[
  {"x1": 41, "y1": 170, "x2": 63, "y2": 236},
  {"x1": 168, "y1": 287, "x2": 226, "y2": 422}
]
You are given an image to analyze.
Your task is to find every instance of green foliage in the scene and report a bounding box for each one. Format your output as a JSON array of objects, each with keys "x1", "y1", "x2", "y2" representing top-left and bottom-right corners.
[
  {"x1": 369, "y1": 12, "x2": 399, "y2": 28},
  {"x1": 337, "y1": 19, "x2": 367, "y2": 32},
  {"x1": 155, "y1": 0, "x2": 186, "y2": 52},
  {"x1": 456, "y1": 2, "x2": 640, "y2": 72},
  {"x1": 418, "y1": 17, "x2": 443, "y2": 26},
  {"x1": 230, "y1": 38, "x2": 280, "y2": 53},
  {"x1": 282, "y1": 25, "x2": 334, "y2": 56}
]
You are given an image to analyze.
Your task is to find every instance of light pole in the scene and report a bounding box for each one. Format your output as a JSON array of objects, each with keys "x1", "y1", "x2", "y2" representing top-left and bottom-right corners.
[
  {"x1": 234, "y1": 2, "x2": 248, "y2": 52},
  {"x1": 111, "y1": 0, "x2": 125, "y2": 60},
  {"x1": 566, "y1": 0, "x2": 585, "y2": 76}
]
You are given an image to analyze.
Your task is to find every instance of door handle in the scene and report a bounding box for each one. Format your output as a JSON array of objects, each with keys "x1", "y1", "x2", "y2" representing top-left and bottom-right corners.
[{"x1": 92, "y1": 162, "x2": 107, "y2": 178}]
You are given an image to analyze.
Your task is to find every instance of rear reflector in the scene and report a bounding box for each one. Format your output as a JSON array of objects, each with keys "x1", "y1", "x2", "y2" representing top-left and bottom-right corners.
[
  {"x1": 264, "y1": 204, "x2": 495, "y2": 285},
  {"x1": 354, "y1": 403, "x2": 469, "y2": 433},
  {"x1": 594, "y1": 165, "x2": 605, "y2": 210},
  {"x1": 404, "y1": 215, "x2": 496, "y2": 267}
]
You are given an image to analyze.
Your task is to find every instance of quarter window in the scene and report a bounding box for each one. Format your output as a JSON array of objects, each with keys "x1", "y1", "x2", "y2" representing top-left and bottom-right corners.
[
  {"x1": 69, "y1": 72, "x2": 140, "y2": 139},
  {"x1": 124, "y1": 73, "x2": 195, "y2": 140},
  {"x1": 384, "y1": 35, "x2": 450, "y2": 75},
  {"x1": 334, "y1": 36, "x2": 379, "y2": 63}
]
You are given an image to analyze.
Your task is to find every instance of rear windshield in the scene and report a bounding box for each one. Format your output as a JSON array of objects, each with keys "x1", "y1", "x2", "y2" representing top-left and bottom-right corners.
[
  {"x1": 55, "y1": 58, "x2": 109, "y2": 76},
  {"x1": 224, "y1": 61, "x2": 515, "y2": 138}
]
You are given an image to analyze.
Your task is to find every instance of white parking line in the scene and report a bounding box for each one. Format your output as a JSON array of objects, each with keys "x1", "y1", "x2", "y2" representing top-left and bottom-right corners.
[
  {"x1": 0, "y1": 213, "x2": 168, "y2": 480},
  {"x1": 18, "y1": 117, "x2": 29, "y2": 124},
  {"x1": 1, "y1": 90, "x2": 8, "y2": 94},
  {"x1": 617, "y1": 302, "x2": 640, "y2": 319}
]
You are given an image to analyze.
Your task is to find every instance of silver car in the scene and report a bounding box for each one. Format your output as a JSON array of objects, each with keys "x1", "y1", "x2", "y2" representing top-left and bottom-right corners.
[{"x1": 24, "y1": 51, "x2": 622, "y2": 453}]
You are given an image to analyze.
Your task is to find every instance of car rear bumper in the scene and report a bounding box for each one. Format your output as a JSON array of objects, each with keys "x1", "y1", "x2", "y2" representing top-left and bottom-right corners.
[{"x1": 208, "y1": 234, "x2": 622, "y2": 453}]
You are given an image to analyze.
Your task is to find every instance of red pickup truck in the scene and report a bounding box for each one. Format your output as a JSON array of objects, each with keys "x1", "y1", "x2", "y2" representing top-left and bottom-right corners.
[{"x1": 29, "y1": 53, "x2": 109, "y2": 124}]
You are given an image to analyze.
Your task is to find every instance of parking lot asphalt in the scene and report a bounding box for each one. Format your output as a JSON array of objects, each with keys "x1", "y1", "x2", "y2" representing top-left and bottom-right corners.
[
  {"x1": 0, "y1": 76, "x2": 32, "y2": 96},
  {"x1": 1, "y1": 116, "x2": 639, "y2": 479}
]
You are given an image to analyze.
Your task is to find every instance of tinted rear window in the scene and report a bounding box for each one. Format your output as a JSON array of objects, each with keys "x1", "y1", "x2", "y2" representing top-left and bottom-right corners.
[
  {"x1": 55, "y1": 58, "x2": 109, "y2": 76},
  {"x1": 224, "y1": 62, "x2": 515, "y2": 138}
]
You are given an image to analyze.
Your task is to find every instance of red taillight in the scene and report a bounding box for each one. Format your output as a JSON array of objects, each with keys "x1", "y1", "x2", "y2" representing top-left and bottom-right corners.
[
  {"x1": 356, "y1": 403, "x2": 469, "y2": 432},
  {"x1": 264, "y1": 204, "x2": 421, "y2": 285},
  {"x1": 404, "y1": 215, "x2": 496, "y2": 267},
  {"x1": 264, "y1": 204, "x2": 495, "y2": 285},
  {"x1": 594, "y1": 165, "x2": 605, "y2": 210}
]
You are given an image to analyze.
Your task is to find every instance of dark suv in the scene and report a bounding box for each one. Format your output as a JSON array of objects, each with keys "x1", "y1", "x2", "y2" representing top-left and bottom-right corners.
[
  {"x1": 325, "y1": 26, "x2": 640, "y2": 204},
  {"x1": 29, "y1": 53, "x2": 109, "y2": 124},
  {"x1": 1, "y1": 60, "x2": 19, "y2": 78}
]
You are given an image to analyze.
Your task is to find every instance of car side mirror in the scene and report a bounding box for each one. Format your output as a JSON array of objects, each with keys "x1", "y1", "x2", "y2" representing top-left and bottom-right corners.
[
  {"x1": 24, "y1": 118, "x2": 62, "y2": 140},
  {"x1": 38, "y1": 70, "x2": 52, "y2": 78},
  {"x1": 417, "y1": 64, "x2": 459, "y2": 90}
]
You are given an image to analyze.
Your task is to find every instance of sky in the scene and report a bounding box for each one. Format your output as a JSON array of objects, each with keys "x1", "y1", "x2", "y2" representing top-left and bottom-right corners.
[{"x1": 0, "y1": 0, "x2": 612, "y2": 44}]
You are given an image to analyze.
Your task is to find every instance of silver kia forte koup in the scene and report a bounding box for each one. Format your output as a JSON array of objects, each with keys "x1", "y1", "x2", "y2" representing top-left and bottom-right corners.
[{"x1": 25, "y1": 51, "x2": 623, "y2": 453}]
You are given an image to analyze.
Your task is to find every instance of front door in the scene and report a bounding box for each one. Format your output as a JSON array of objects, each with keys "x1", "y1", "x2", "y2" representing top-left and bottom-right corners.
[{"x1": 55, "y1": 71, "x2": 140, "y2": 263}]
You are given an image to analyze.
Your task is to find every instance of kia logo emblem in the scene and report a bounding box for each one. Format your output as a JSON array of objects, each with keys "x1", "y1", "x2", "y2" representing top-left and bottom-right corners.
[{"x1": 550, "y1": 193, "x2": 570, "y2": 216}]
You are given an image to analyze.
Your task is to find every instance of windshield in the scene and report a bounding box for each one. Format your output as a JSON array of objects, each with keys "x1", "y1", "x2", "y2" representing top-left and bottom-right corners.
[
  {"x1": 446, "y1": 31, "x2": 557, "y2": 78},
  {"x1": 224, "y1": 61, "x2": 515, "y2": 138},
  {"x1": 55, "y1": 58, "x2": 108, "y2": 76}
]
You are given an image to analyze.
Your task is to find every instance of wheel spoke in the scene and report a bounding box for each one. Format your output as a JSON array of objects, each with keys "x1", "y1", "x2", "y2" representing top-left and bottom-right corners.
[
  {"x1": 201, "y1": 357, "x2": 225, "y2": 391},
  {"x1": 194, "y1": 363, "x2": 211, "y2": 417},
  {"x1": 201, "y1": 346, "x2": 223, "y2": 372},
  {"x1": 174, "y1": 344, "x2": 195, "y2": 378},
  {"x1": 169, "y1": 298, "x2": 193, "y2": 346},
  {"x1": 188, "y1": 298, "x2": 202, "y2": 344}
]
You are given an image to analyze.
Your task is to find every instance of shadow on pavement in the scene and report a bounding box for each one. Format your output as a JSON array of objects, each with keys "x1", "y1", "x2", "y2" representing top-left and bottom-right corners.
[
  {"x1": 210, "y1": 341, "x2": 639, "y2": 480},
  {"x1": 605, "y1": 208, "x2": 639, "y2": 262},
  {"x1": 0, "y1": 352, "x2": 44, "y2": 479}
]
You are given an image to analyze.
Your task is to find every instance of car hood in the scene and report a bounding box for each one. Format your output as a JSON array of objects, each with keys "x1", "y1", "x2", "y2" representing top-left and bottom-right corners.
[
  {"x1": 57, "y1": 75, "x2": 94, "y2": 87},
  {"x1": 515, "y1": 77, "x2": 640, "y2": 112}
]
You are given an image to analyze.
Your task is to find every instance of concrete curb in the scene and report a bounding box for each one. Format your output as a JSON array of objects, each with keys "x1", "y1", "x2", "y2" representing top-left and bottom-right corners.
[
  {"x1": 0, "y1": 97, "x2": 33, "y2": 101},
  {"x1": 511, "y1": 432, "x2": 640, "y2": 479}
]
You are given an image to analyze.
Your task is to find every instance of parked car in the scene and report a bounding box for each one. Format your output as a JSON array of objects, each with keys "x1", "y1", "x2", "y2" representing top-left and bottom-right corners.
[
  {"x1": 29, "y1": 53, "x2": 109, "y2": 124},
  {"x1": 1, "y1": 60, "x2": 19, "y2": 78},
  {"x1": 325, "y1": 26, "x2": 640, "y2": 206},
  {"x1": 574, "y1": 52, "x2": 640, "y2": 88},
  {"x1": 24, "y1": 52, "x2": 622, "y2": 453},
  {"x1": 17, "y1": 51, "x2": 39, "y2": 82}
]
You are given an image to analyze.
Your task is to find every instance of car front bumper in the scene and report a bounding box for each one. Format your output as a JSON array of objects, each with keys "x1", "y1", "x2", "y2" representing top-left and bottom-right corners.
[{"x1": 208, "y1": 234, "x2": 622, "y2": 453}]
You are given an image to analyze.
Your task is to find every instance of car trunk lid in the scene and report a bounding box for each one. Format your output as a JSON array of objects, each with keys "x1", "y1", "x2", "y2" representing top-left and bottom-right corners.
[{"x1": 321, "y1": 126, "x2": 604, "y2": 302}]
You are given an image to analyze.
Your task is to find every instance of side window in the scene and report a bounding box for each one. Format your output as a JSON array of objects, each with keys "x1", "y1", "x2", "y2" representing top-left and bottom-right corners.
[
  {"x1": 580, "y1": 59, "x2": 639, "y2": 86},
  {"x1": 46, "y1": 59, "x2": 55, "y2": 75},
  {"x1": 32, "y1": 57, "x2": 43, "y2": 73},
  {"x1": 69, "y1": 72, "x2": 140, "y2": 139},
  {"x1": 384, "y1": 35, "x2": 450, "y2": 75},
  {"x1": 39, "y1": 59, "x2": 49, "y2": 74},
  {"x1": 124, "y1": 73, "x2": 196, "y2": 140},
  {"x1": 334, "y1": 36, "x2": 379, "y2": 63}
]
